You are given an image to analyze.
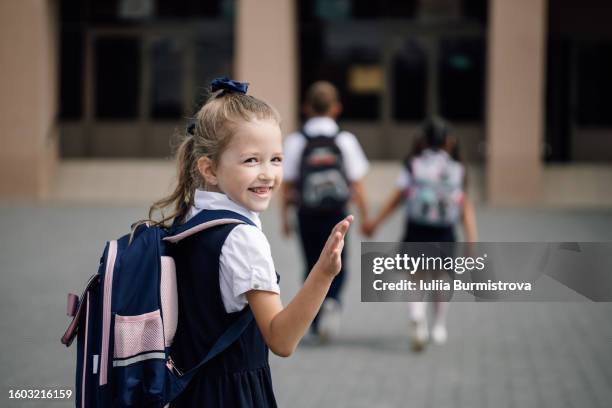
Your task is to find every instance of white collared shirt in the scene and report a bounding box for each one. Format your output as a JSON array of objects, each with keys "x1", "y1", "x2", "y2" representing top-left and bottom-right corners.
[
  {"x1": 283, "y1": 116, "x2": 370, "y2": 182},
  {"x1": 187, "y1": 190, "x2": 280, "y2": 313}
]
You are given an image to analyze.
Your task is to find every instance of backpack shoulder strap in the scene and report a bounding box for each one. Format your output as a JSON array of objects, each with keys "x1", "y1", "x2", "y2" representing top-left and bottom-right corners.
[
  {"x1": 163, "y1": 209, "x2": 258, "y2": 401},
  {"x1": 186, "y1": 309, "x2": 252, "y2": 380},
  {"x1": 164, "y1": 209, "x2": 255, "y2": 244},
  {"x1": 165, "y1": 307, "x2": 254, "y2": 401}
]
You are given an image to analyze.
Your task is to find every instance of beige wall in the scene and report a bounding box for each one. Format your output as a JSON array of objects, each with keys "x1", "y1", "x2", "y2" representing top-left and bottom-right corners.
[
  {"x1": 235, "y1": 0, "x2": 297, "y2": 135},
  {"x1": 0, "y1": 0, "x2": 58, "y2": 198},
  {"x1": 486, "y1": 0, "x2": 547, "y2": 205}
]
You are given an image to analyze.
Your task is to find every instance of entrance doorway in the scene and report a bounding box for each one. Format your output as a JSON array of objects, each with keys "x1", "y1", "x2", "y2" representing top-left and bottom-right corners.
[
  {"x1": 299, "y1": 8, "x2": 488, "y2": 161},
  {"x1": 60, "y1": 22, "x2": 233, "y2": 157}
]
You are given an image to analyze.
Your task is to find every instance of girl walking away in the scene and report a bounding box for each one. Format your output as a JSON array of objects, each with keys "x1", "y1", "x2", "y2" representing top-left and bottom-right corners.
[
  {"x1": 151, "y1": 78, "x2": 352, "y2": 407},
  {"x1": 363, "y1": 117, "x2": 477, "y2": 351}
]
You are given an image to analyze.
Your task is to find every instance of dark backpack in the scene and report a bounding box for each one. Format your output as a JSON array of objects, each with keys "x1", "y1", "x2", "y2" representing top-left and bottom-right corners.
[
  {"x1": 61, "y1": 210, "x2": 255, "y2": 407},
  {"x1": 297, "y1": 129, "x2": 350, "y2": 212}
]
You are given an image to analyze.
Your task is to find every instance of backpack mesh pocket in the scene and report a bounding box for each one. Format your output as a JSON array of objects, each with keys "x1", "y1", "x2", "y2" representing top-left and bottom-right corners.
[{"x1": 113, "y1": 310, "x2": 164, "y2": 361}]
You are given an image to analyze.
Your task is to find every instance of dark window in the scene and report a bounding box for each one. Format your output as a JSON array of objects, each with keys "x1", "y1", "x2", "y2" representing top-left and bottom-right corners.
[
  {"x1": 60, "y1": 0, "x2": 86, "y2": 23},
  {"x1": 462, "y1": 0, "x2": 488, "y2": 23},
  {"x1": 545, "y1": 38, "x2": 572, "y2": 162},
  {"x1": 299, "y1": 21, "x2": 382, "y2": 120},
  {"x1": 157, "y1": 0, "x2": 233, "y2": 18},
  {"x1": 59, "y1": 28, "x2": 84, "y2": 119},
  {"x1": 150, "y1": 37, "x2": 183, "y2": 119},
  {"x1": 575, "y1": 41, "x2": 612, "y2": 126},
  {"x1": 299, "y1": 0, "x2": 416, "y2": 21},
  {"x1": 94, "y1": 37, "x2": 141, "y2": 119},
  {"x1": 59, "y1": 0, "x2": 85, "y2": 120},
  {"x1": 438, "y1": 37, "x2": 485, "y2": 121},
  {"x1": 312, "y1": 0, "x2": 352, "y2": 20},
  {"x1": 193, "y1": 24, "x2": 235, "y2": 112},
  {"x1": 339, "y1": 64, "x2": 381, "y2": 120},
  {"x1": 86, "y1": 0, "x2": 233, "y2": 22},
  {"x1": 392, "y1": 40, "x2": 427, "y2": 121},
  {"x1": 88, "y1": 0, "x2": 121, "y2": 23}
]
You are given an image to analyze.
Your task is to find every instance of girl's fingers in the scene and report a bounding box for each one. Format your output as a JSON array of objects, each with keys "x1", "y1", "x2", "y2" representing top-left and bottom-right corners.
[
  {"x1": 336, "y1": 238, "x2": 345, "y2": 254},
  {"x1": 323, "y1": 215, "x2": 354, "y2": 255},
  {"x1": 331, "y1": 232, "x2": 342, "y2": 250},
  {"x1": 332, "y1": 215, "x2": 353, "y2": 237},
  {"x1": 330, "y1": 230, "x2": 347, "y2": 253},
  {"x1": 323, "y1": 232, "x2": 342, "y2": 257}
]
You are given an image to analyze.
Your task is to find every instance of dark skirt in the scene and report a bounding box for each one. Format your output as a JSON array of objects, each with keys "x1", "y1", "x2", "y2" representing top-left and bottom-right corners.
[
  {"x1": 171, "y1": 363, "x2": 277, "y2": 408},
  {"x1": 402, "y1": 220, "x2": 456, "y2": 243}
]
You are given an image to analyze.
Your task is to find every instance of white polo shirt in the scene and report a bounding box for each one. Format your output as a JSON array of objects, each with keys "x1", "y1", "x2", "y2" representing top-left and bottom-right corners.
[
  {"x1": 283, "y1": 117, "x2": 370, "y2": 182},
  {"x1": 187, "y1": 190, "x2": 280, "y2": 313}
]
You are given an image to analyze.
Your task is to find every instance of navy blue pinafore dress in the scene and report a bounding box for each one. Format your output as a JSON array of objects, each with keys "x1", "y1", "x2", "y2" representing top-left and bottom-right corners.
[{"x1": 170, "y1": 222, "x2": 278, "y2": 407}]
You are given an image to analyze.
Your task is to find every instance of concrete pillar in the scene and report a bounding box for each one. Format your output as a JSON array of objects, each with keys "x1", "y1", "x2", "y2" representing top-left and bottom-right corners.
[
  {"x1": 235, "y1": 0, "x2": 297, "y2": 135},
  {"x1": 486, "y1": 0, "x2": 547, "y2": 205},
  {"x1": 0, "y1": 0, "x2": 58, "y2": 198}
]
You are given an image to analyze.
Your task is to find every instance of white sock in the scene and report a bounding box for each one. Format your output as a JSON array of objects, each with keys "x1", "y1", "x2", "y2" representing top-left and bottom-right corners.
[
  {"x1": 409, "y1": 302, "x2": 427, "y2": 322},
  {"x1": 433, "y1": 301, "x2": 449, "y2": 328}
]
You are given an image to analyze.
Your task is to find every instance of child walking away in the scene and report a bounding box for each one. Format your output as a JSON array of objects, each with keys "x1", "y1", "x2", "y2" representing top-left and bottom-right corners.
[
  {"x1": 363, "y1": 117, "x2": 477, "y2": 352},
  {"x1": 154, "y1": 78, "x2": 353, "y2": 406},
  {"x1": 280, "y1": 81, "x2": 369, "y2": 342}
]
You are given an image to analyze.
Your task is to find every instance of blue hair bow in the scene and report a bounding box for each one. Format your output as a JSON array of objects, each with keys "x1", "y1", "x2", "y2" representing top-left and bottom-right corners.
[{"x1": 211, "y1": 77, "x2": 249, "y2": 95}]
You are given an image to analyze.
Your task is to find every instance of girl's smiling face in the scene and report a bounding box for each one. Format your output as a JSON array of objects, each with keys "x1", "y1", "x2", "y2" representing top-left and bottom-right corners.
[{"x1": 202, "y1": 118, "x2": 283, "y2": 212}]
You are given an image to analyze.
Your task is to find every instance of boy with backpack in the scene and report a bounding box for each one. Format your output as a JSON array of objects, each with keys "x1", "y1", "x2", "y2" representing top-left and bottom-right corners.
[{"x1": 281, "y1": 81, "x2": 370, "y2": 341}]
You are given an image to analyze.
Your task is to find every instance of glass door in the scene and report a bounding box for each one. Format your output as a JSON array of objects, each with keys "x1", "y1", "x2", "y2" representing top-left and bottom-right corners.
[{"x1": 70, "y1": 21, "x2": 232, "y2": 157}]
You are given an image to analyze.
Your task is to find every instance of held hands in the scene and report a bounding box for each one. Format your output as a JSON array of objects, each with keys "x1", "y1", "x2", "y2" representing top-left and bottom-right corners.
[
  {"x1": 282, "y1": 218, "x2": 292, "y2": 238},
  {"x1": 361, "y1": 219, "x2": 377, "y2": 238},
  {"x1": 314, "y1": 215, "x2": 354, "y2": 278}
]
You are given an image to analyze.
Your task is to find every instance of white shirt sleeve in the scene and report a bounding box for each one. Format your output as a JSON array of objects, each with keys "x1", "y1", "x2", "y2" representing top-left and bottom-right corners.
[
  {"x1": 282, "y1": 133, "x2": 306, "y2": 182},
  {"x1": 396, "y1": 167, "x2": 411, "y2": 190},
  {"x1": 219, "y1": 224, "x2": 280, "y2": 313},
  {"x1": 336, "y1": 131, "x2": 370, "y2": 182}
]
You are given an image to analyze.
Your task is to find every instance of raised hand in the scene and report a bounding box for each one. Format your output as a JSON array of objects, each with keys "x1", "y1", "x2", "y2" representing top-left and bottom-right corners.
[{"x1": 314, "y1": 215, "x2": 353, "y2": 278}]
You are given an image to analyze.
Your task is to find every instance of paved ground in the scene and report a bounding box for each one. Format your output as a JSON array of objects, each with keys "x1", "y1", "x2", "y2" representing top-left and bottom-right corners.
[{"x1": 1, "y1": 201, "x2": 611, "y2": 407}]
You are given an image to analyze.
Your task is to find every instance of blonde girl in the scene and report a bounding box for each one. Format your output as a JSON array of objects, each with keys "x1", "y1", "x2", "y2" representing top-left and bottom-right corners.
[{"x1": 150, "y1": 78, "x2": 352, "y2": 407}]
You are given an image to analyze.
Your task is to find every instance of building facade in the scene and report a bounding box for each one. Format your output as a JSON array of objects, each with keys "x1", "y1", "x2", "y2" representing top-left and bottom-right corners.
[{"x1": 1, "y1": 0, "x2": 611, "y2": 204}]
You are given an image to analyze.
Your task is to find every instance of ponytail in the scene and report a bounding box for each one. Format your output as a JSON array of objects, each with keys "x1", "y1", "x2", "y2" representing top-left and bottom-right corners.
[{"x1": 148, "y1": 134, "x2": 198, "y2": 227}]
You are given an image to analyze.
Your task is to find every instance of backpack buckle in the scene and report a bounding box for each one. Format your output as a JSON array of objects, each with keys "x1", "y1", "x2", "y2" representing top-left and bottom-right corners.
[{"x1": 166, "y1": 356, "x2": 183, "y2": 377}]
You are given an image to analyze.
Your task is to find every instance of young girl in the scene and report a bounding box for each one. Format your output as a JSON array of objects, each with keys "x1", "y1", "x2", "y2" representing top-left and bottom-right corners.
[
  {"x1": 150, "y1": 78, "x2": 353, "y2": 407},
  {"x1": 363, "y1": 117, "x2": 477, "y2": 351}
]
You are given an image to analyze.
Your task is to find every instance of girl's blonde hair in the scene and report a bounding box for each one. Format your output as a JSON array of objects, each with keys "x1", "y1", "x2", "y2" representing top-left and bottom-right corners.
[{"x1": 149, "y1": 90, "x2": 281, "y2": 226}]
